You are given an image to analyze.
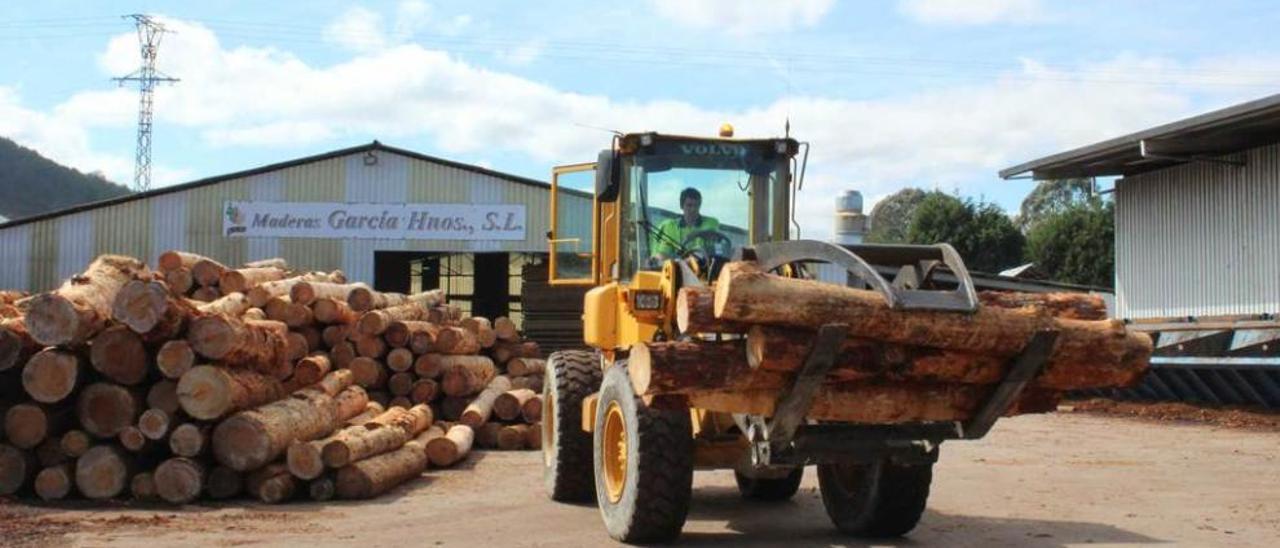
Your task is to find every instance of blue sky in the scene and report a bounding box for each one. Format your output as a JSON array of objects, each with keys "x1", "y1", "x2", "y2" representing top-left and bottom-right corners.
[{"x1": 3, "y1": 0, "x2": 1280, "y2": 237}]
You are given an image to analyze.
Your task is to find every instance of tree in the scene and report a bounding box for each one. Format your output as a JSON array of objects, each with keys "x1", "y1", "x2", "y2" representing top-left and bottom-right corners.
[
  {"x1": 906, "y1": 192, "x2": 1025, "y2": 273},
  {"x1": 1017, "y1": 178, "x2": 1094, "y2": 232},
  {"x1": 1025, "y1": 200, "x2": 1115, "y2": 288},
  {"x1": 866, "y1": 188, "x2": 927, "y2": 243}
]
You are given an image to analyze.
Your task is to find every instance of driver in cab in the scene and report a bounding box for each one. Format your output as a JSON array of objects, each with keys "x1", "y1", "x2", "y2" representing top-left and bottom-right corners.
[{"x1": 651, "y1": 187, "x2": 720, "y2": 261}]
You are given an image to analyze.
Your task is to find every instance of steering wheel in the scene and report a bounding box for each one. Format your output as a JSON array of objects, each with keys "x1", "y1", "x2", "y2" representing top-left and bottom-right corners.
[{"x1": 679, "y1": 229, "x2": 734, "y2": 269}]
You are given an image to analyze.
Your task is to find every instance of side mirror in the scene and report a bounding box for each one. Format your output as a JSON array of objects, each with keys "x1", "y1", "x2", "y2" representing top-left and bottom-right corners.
[{"x1": 595, "y1": 149, "x2": 620, "y2": 202}]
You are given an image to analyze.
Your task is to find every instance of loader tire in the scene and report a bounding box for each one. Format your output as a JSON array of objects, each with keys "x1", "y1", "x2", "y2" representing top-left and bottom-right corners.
[
  {"x1": 817, "y1": 457, "x2": 932, "y2": 537},
  {"x1": 735, "y1": 467, "x2": 803, "y2": 502},
  {"x1": 594, "y1": 362, "x2": 693, "y2": 544},
  {"x1": 542, "y1": 350, "x2": 603, "y2": 502}
]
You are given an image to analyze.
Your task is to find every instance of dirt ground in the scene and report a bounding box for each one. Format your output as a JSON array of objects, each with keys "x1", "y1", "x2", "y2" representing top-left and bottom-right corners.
[{"x1": 3, "y1": 411, "x2": 1277, "y2": 547}]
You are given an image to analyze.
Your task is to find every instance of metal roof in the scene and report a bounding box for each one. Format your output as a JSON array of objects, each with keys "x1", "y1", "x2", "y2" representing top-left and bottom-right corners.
[
  {"x1": 1000, "y1": 92, "x2": 1280, "y2": 180},
  {"x1": 0, "y1": 141, "x2": 551, "y2": 230}
]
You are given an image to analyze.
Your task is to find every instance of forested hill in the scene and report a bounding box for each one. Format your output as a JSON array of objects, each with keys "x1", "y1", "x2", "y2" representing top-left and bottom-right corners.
[{"x1": 0, "y1": 137, "x2": 132, "y2": 222}]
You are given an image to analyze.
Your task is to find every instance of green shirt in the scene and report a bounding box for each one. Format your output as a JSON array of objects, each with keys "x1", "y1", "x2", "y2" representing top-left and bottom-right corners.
[{"x1": 651, "y1": 215, "x2": 720, "y2": 258}]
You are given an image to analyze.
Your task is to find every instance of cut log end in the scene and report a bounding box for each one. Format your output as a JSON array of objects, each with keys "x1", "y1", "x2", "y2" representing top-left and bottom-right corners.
[{"x1": 75, "y1": 445, "x2": 130, "y2": 499}]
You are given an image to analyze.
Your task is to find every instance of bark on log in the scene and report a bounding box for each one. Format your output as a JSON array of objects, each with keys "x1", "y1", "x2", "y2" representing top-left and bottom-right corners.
[
  {"x1": 510, "y1": 375, "x2": 544, "y2": 393},
  {"x1": 207, "y1": 466, "x2": 242, "y2": 499},
  {"x1": 521, "y1": 395, "x2": 543, "y2": 424},
  {"x1": 243, "y1": 258, "x2": 289, "y2": 270},
  {"x1": 113, "y1": 280, "x2": 192, "y2": 338},
  {"x1": 219, "y1": 267, "x2": 287, "y2": 294},
  {"x1": 425, "y1": 424, "x2": 474, "y2": 467},
  {"x1": 75, "y1": 444, "x2": 132, "y2": 499},
  {"x1": 347, "y1": 402, "x2": 385, "y2": 426},
  {"x1": 157, "y1": 340, "x2": 196, "y2": 380},
  {"x1": 212, "y1": 375, "x2": 363, "y2": 472},
  {"x1": 685, "y1": 382, "x2": 1061, "y2": 423},
  {"x1": 192, "y1": 258, "x2": 228, "y2": 287},
  {"x1": 0, "y1": 318, "x2": 39, "y2": 373},
  {"x1": 435, "y1": 326, "x2": 480, "y2": 355},
  {"x1": 169, "y1": 423, "x2": 211, "y2": 458},
  {"x1": 248, "y1": 274, "x2": 340, "y2": 308},
  {"x1": 77, "y1": 383, "x2": 142, "y2": 438},
  {"x1": 263, "y1": 297, "x2": 292, "y2": 323},
  {"x1": 460, "y1": 376, "x2": 512, "y2": 428},
  {"x1": 25, "y1": 255, "x2": 149, "y2": 346},
  {"x1": 409, "y1": 379, "x2": 438, "y2": 404},
  {"x1": 130, "y1": 471, "x2": 157, "y2": 500},
  {"x1": 146, "y1": 380, "x2": 180, "y2": 414},
  {"x1": 461, "y1": 317, "x2": 497, "y2": 348},
  {"x1": 353, "y1": 333, "x2": 387, "y2": 359},
  {"x1": 493, "y1": 316, "x2": 519, "y2": 342},
  {"x1": 155, "y1": 457, "x2": 204, "y2": 504},
  {"x1": 188, "y1": 317, "x2": 290, "y2": 376},
  {"x1": 177, "y1": 365, "x2": 283, "y2": 421},
  {"x1": 313, "y1": 298, "x2": 358, "y2": 325},
  {"x1": 497, "y1": 424, "x2": 531, "y2": 450},
  {"x1": 386, "y1": 348, "x2": 414, "y2": 373},
  {"x1": 0, "y1": 443, "x2": 35, "y2": 495},
  {"x1": 292, "y1": 282, "x2": 369, "y2": 307},
  {"x1": 138, "y1": 408, "x2": 173, "y2": 441},
  {"x1": 387, "y1": 372, "x2": 416, "y2": 396},
  {"x1": 713, "y1": 263, "x2": 1152, "y2": 388},
  {"x1": 627, "y1": 340, "x2": 768, "y2": 397},
  {"x1": 165, "y1": 268, "x2": 194, "y2": 295},
  {"x1": 346, "y1": 288, "x2": 406, "y2": 313},
  {"x1": 284, "y1": 303, "x2": 314, "y2": 328},
  {"x1": 321, "y1": 404, "x2": 432, "y2": 468},
  {"x1": 490, "y1": 341, "x2": 540, "y2": 365},
  {"x1": 5, "y1": 403, "x2": 70, "y2": 449},
  {"x1": 405, "y1": 322, "x2": 441, "y2": 354},
  {"x1": 978, "y1": 291, "x2": 1107, "y2": 321},
  {"x1": 190, "y1": 286, "x2": 221, "y2": 302},
  {"x1": 349, "y1": 357, "x2": 388, "y2": 389},
  {"x1": 35, "y1": 463, "x2": 75, "y2": 501},
  {"x1": 288, "y1": 400, "x2": 401, "y2": 480},
  {"x1": 334, "y1": 429, "x2": 435, "y2": 499},
  {"x1": 357, "y1": 301, "x2": 434, "y2": 336},
  {"x1": 159, "y1": 251, "x2": 205, "y2": 273},
  {"x1": 492, "y1": 387, "x2": 536, "y2": 423},
  {"x1": 22, "y1": 348, "x2": 84, "y2": 404},
  {"x1": 89, "y1": 324, "x2": 150, "y2": 386},
  {"x1": 244, "y1": 307, "x2": 267, "y2": 320},
  {"x1": 676, "y1": 286, "x2": 749, "y2": 334},
  {"x1": 322, "y1": 324, "x2": 352, "y2": 349},
  {"x1": 198, "y1": 291, "x2": 252, "y2": 317},
  {"x1": 244, "y1": 463, "x2": 295, "y2": 504},
  {"x1": 441, "y1": 356, "x2": 498, "y2": 398},
  {"x1": 294, "y1": 353, "x2": 333, "y2": 386},
  {"x1": 507, "y1": 358, "x2": 545, "y2": 377},
  {"x1": 60, "y1": 430, "x2": 92, "y2": 458}
]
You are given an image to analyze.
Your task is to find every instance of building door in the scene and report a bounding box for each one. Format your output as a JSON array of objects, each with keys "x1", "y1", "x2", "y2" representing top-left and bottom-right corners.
[{"x1": 471, "y1": 253, "x2": 509, "y2": 320}]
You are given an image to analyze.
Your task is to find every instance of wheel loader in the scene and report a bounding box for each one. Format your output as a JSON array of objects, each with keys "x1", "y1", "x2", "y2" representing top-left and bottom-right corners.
[{"x1": 539, "y1": 126, "x2": 1091, "y2": 543}]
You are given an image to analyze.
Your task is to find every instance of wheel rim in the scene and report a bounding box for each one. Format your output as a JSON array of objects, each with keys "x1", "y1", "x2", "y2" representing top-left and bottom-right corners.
[
  {"x1": 542, "y1": 390, "x2": 555, "y2": 467},
  {"x1": 602, "y1": 401, "x2": 627, "y2": 503}
]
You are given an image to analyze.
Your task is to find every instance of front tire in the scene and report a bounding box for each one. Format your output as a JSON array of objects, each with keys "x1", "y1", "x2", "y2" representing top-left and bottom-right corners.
[
  {"x1": 593, "y1": 363, "x2": 693, "y2": 544},
  {"x1": 817, "y1": 457, "x2": 933, "y2": 537},
  {"x1": 735, "y1": 467, "x2": 803, "y2": 501},
  {"x1": 542, "y1": 350, "x2": 602, "y2": 502}
]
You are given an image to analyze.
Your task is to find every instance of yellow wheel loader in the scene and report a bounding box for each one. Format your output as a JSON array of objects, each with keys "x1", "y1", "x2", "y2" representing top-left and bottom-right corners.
[{"x1": 539, "y1": 127, "x2": 1060, "y2": 543}]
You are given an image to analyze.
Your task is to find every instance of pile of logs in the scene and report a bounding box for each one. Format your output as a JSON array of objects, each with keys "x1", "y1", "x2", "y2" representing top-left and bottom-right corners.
[
  {"x1": 629, "y1": 262, "x2": 1153, "y2": 423},
  {"x1": 0, "y1": 252, "x2": 546, "y2": 504}
]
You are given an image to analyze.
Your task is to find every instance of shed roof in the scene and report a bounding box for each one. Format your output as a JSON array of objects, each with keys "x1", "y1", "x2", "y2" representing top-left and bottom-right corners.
[{"x1": 1000, "y1": 93, "x2": 1280, "y2": 180}]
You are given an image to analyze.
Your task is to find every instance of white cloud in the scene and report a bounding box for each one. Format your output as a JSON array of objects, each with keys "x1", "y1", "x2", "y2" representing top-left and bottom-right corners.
[
  {"x1": 899, "y1": 0, "x2": 1045, "y2": 25},
  {"x1": 649, "y1": 0, "x2": 835, "y2": 35},
  {"x1": 324, "y1": 7, "x2": 387, "y2": 52},
  {"x1": 324, "y1": 2, "x2": 471, "y2": 53}
]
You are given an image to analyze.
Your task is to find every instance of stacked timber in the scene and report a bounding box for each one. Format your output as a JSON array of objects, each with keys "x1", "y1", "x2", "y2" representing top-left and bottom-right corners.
[
  {"x1": 632, "y1": 262, "x2": 1152, "y2": 423},
  {"x1": 0, "y1": 251, "x2": 539, "y2": 505}
]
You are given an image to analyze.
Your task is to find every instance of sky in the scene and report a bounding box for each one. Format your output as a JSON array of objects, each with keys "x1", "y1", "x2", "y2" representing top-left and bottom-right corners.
[{"x1": 3, "y1": 0, "x2": 1280, "y2": 238}]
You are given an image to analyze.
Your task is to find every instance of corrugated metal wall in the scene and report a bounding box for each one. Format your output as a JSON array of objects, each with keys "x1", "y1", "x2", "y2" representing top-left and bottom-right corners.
[
  {"x1": 1116, "y1": 142, "x2": 1280, "y2": 320},
  {"x1": 0, "y1": 149, "x2": 563, "y2": 291}
]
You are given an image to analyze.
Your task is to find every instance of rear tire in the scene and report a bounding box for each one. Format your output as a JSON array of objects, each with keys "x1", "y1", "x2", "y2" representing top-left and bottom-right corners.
[
  {"x1": 542, "y1": 350, "x2": 602, "y2": 502},
  {"x1": 735, "y1": 467, "x2": 803, "y2": 501},
  {"x1": 594, "y1": 362, "x2": 693, "y2": 544},
  {"x1": 817, "y1": 458, "x2": 933, "y2": 537}
]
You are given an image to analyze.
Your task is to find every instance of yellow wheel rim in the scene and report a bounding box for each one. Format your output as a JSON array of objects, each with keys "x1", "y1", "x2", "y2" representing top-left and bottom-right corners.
[
  {"x1": 542, "y1": 391, "x2": 555, "y2": 467},
  {"x1": 602, "y1": 402, "x2": 627, "y2": 503}
]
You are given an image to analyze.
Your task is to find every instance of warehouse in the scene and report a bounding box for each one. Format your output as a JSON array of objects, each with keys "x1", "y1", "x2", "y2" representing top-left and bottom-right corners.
[
  {"x1": 1001, "y1": 93, "x2": 1280, "y2": 408},
  {"x1": 0, "y1": 141, "x2": 592, "y2": 332}
]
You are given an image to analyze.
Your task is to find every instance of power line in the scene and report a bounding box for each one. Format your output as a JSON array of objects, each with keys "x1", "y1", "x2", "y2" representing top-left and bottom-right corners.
[{"x1": 112, "y1": 14, "x2": 179, "y2": 192}]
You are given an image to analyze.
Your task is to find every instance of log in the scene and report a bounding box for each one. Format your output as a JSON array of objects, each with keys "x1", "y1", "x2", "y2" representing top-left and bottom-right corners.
[
  {"x1": 212, "y1": 376, "x2": 364, "y2": 472},
  {"x1": 407, "y1": 323, "x2": 440, "y2": 355},
  {"x1": 461, "y1": 316, "x2": 497, "y2": 348},
  {"x1": 75, "y1": 444, "x2": 132, "y2": 499},
  {"x1": 686, "y1": 382, "x2": 1061, "y2": 423},
  {"x1": 313, "y1": 297, "x2": 358, "y2": 325},
  {"x1": 331, "y1": 341, "x2": 357, "y2": 369},
  {"x1": 309, "y1": 475, "x2": 336, "y2": 501},
  {"x1": 474, "y1": 422, "x2": 502, "y2": 449},
  {"x1": 433, "y1": 305, "x2": 463, "y2": 324},
  {"x1": 357, "y1": 301, "x2": 433, "y2": 336},
  {"x1": 177, "y1": 365, "x2": 283, "y2": 421},
  {"x1": 169, "y1": 423, "x2": 211, "y2": 457},
  {"x1": 507, "y1": 358, "x2": 546, "y2": 377},
  {"x1": 244, "y1": 257, "x2": 289, "y2": 270},
  {"x1": 353, "y1": 333, "x2": 387, "y2": 359},
  {"x1": 388, "y1": 372, "x2": 416, "y2": 396},
  {"x1": 288, "y1": 398, "x2": 399, "y2": 480},
  {"x1": 294, "y1": 353, "x2": 333, "y2": 386},
  {"x1": 207, "y1": 466, "x2": 242, "y2": 499},
  {"x1": 320, "y1": 404, "x2": 432, "y2": 468},
  {"x1": 219, "y1": 267, "x2": 287, "y2": 294},
  {"x1": 244, "y1": 463, "x2": 296, "y2": 504},
  {"x1": 22, "y1": 348, "x2": 84, "y2": 404},
  {"x1": 409, "y1": 379, "x2": 438, "y2": 404},
  {"x1": 243, "y1": 307, "x2": 266, "y2": 320},
  {"x1": 713, "y1": 263, "x2": 1152, "y2": 387},
  {"x1": 521, "y1": 394, "x2": 543, "y2": 424},
  {"x1": 60, "y1": 430, "x2": 92, "y2": 458},
  {"x1": 192, "y1": 257, "x2": 228, "y2": 287},
  {"x1": 441, "y1": 356, "x2": 498, "y2": 397},
  {"x1": 187, "y1": 317, "x2": 290, "y2": 376},
  {"x1": 157, "y1": 340, "x2": 196, "y2": 380},
  {"x1": 386, "y1": 348, "x2": 415, "y2": 373},
  {"x1": 0, "y1": 318, "x2": 40, "y2": 372},
  {"x1": 439, "y1": 397, "x2": 469, "y2": 421},
  {"x1": 35, "y1": 463, "x2": 76, "y2": 501},
  {"x1": 322, "y1": 324, "x2": 352, "y2": 349},
  {"x1": 89, "y1": 324, "x2": 150, "y2": 385},
  {"x1": 435, "y1": 326, "x2": 480, "y2": 355},
  {"x1": 198, "y1": 291, "x2": 252, "y2": 317},
  {"x1": 118, "y1": 426, "x2": 154, "y2": 453},
  {"x1": 459, "y1": 376, "x2": 512, "y2": 428},
  {"x1": 979, "y1": 290, "x2": 1107, "y2": 321},
  {"x1": 285, "y1": 332, "x2": 309, "y2": 363},
  {"x1": 334, "y1": 429, "x2": 435, "y2": 499},
  {"x1": 490, "y1": 341, "x2": 540, "y2": 365},
  {"x1": 347, "y1": 402, "x2": 386, "y2": 426},
  {"x1": 425, "y1": 424, "x2": 474, "y2": 467},
  {"x1": 113, "y1": 280, "x2": 191, "y2": 338},
  {"x1": 676, "y1": 285, "x2": 749, "y2": 334},
  {"x1": 389, "y1": 396, "x2": 412, "y2": 409},
  {"x1": 77, "y1": 383, "x2": 142, "y2": 438},
  {"x1": 297, "y1": 326, "x2": 322, "y2": 354},
  {"x1": 491, "y1": 387, "x2": 535, "y2": 423},
  {"x1": 510, "y1": 375, "x2": 543, "y2": 393},
  {"x1": 146, "y1": 380, "x2": 181, "y2": 414},
  {"x1": 264, "y1": 296, "x2": 293, "y2": 323},
  {"x1": 346, "y1": 288, "x2": 400, "y2": 312},
  {"x1": 292, "y1": 281, "x2": 369, "y2": 307},
  {"x1": 497, "y1": 424, "x2": 531, "y2": 450},
  {"x1": 0, "y1": 443, "x2": 35, "y2": 495},
  {"x1": 525, "y1": 422, "x2": 542, "y2": 450},
  {"x1": 155, "y1": 457, "x2": 204, "y2": 504},
  {"x1": 386, "y1": 321, "x2": 437, "y2": 350},
  {"x1": 493, "y1": 316, "x2": 519, "y2": 342},
  {"x1": 349, "y1": 357, "x2": 388, "y2": 388},
  {"x1": 138, "y1": 408, "x2": 173, "y2": 441},
  {"x1": 5, "y1": 403, "x2": 70, "y2": 450},
  {"x1": 284, "y1": 303, "x2": 314, "y2": 328},
  {"x1": 190, "y1": 286, "x2": 221, "y2": 302},
  {"x1": 165, "y1": 268, "x2": 194, "y2": 295},
  {"x1": 130, "y1": 471, "x2": 157, "y2": 500},
  {"x1": 25, "y1": 255, "x2": 149, "y2": 346},
  {"x1": 248, "y1": 275, "x2": 335, "y2": 308},
  {"x1": 158, "y1": 251, "x2": 205, "y2": 273}
]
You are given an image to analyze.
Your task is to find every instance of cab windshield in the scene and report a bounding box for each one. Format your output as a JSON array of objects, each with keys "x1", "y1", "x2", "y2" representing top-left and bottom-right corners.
[{"x1": 620, "y1": 139, "x2": 788, "y2": 279}]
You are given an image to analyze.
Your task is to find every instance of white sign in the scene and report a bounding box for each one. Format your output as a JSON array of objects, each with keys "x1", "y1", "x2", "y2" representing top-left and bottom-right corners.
[{"x1": 222, "y1": 201, "x2": 527, "y2": 240}]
